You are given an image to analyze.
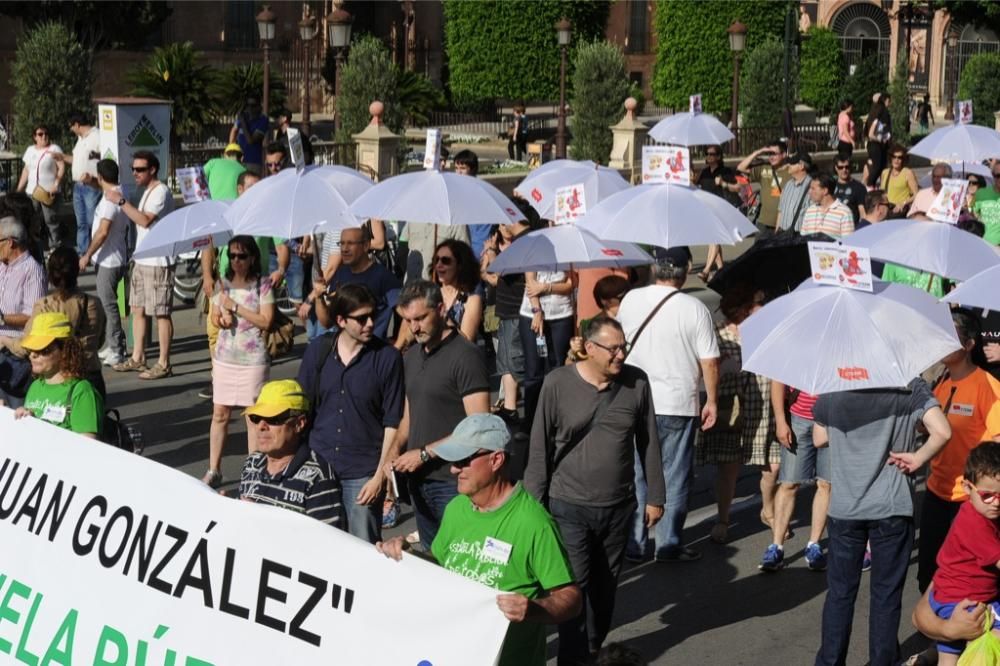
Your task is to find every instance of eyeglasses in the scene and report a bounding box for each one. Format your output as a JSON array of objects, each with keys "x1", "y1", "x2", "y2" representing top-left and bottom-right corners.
[
  {"x1": 248, "y1": 411, "x2": 296, "y2": 426},
  {"x1": 433, "y1": 255, "x2": 454, "y2": 266},
  {"x1": 265, "y1": 161, "x2": 283, "y2": 171},
  {"x1": 131, "y1": 166, "x2": 150, "y2": 173},
  {"x1": 968, "y1": 482, "x2": 1000, "y2": 504},
  {"x1": 453, "y1": 449, "x2": 493, "y2": 469},
  {"x1": 588, "y1": 339, "x2": 630, "y2": 357},
  {"x1": 343, "y1": 312, "x2": 375, "y2": 325},
  {"x1": 229, "y1": 252, "x2": 249, "y2": 261}
]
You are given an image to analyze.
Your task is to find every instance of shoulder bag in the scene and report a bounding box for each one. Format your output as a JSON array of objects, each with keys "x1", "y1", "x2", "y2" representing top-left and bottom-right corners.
[
  {"x1": 256, "y1": 277, "x2": 295, "y2": 359},
  {"x1": 31, "y1": 149, "x2": 55, "y2": 206}
]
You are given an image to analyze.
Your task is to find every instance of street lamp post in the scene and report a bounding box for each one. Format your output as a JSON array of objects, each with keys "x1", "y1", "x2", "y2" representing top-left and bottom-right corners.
[
  {"x1": 299, "y1": 13, "x2": 318, "y2": 137},
  {"x1": 727, "y1": 21, "x2": 747, "y2": 154},
  {"x1": 256, "y1": 5, "x2": 276, "y2": 118},
  {"x1": 945, "y1": 27, "x2": 959, "y2": 121},
  {"x1": 327, "y1": 8, "x2": 353, "y2": 135},
  {"x1": 555, "y1": 18, "x2": 571, "y2": 159}
]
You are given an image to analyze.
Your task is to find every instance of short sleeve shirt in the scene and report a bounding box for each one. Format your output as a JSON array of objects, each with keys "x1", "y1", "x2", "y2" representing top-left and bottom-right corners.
[
  {"x1": 777, "y1": 176, "x2": 812, "y2": 232},
  {"x1": 71, "y1": 129, "x2": 100, "y2": 182},
  {"x1": 213, "y1": 277, "x2": 275, "y2": 366},
  {"x1": 233, "y1": 114, "x2": 269, "y2": 166},
  {"x1": 973, "y1": 188, "x2": 1000, "y2": 246},
  {"x1": 24, "y1": 378, "x2": 103, "y2": 435},
  {"x1": 22, "y1": 144, "x2": 63, "y2": 192},
  {"x1": 92, "y1": 196, "x2": 130, "y2": 268},
  {"x1": 800, "y1": 200, "x2": 855, "y2": 238},
  {"x1": 833, "y1": 179, "x2": 866, "y2": 223},
  {"x1": 0, "y1": 252, "x2": 47, "y2": 338},
  {"x1": 203, "y1": 157, "x2": 245, "y2": 201},
  {"x1": 933, "y1": 500, "x2": 1000, "y2": 603},
  {"x1": 134, "y1": 181, "x2": 175, "y2": 267}
]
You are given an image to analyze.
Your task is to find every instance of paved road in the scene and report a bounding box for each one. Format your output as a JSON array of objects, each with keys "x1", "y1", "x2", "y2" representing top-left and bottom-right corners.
[{"x1": 81, "y1": 239, "x2": 935, "y2": 666}]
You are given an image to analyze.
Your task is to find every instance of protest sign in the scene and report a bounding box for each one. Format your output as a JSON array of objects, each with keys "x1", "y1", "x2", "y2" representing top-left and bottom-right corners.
[
  {"x1": 689, "y1": 94, "x2": 703, "y2": 114},
  {"x1": 641, "y1": 145, "x2": 690, "y2": 185},
  {"x1": 809, "y1": 241, "x2": 874, "y2": 292},
  {"x1": 927, "y1": 178, "x2": 968, "y2": 224},
  {"x1": 554, "y1": 183, "x2": 586, "y2": 224},
  {"x1": 175, "y1": 166, "x2": 209, "y2": 204},
  {"x1": 287, "y1": 127, "x2": 305, "y2": 174},
  {"x1": 424, "y1": 128, "x2": 443, "y2": 170},
  {"x1": 0, "y1": 409, "x2": 507, "y2": 666},
  {"x1": 957, "y1": 100, "x2": 973, "y2": 125}
]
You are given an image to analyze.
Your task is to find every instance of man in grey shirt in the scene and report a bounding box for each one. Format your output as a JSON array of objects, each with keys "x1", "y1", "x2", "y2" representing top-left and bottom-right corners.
[
  {"x1": 525, "y1": 315, "x2": 664, "y2": 664},
  {"x1": 776, "y1": 151, "x2": 813, "y2": 232},
  {"x1": 812, "y1": 379, "x2": 950, "y2": 666}
]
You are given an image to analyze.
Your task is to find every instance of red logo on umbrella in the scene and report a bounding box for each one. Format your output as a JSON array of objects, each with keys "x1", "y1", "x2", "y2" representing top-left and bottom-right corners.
[
  {"x1": 601, "y1": 248, "x2": 624, "y2": 257},
  {"x1": 531, "y1": 188, "x2": 543, "y2": 202},
  {"x1": 193, "y1": 237, "x2": 211, "y2": 248},
  {"x1": 837, "y1": 367, "x2": 870, "y2": 381}
]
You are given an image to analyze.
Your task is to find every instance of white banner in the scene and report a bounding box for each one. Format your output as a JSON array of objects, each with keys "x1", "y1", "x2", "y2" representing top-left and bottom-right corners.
[
  {"x1": 0, "y1": 409, "x2": 507, "y2": 665},
  {"x1": 424, "y1": 128, "x2": 443, "y2": 170},
  {"x1": 809, "y1": 241, "x2": 874, "y2": 292}
]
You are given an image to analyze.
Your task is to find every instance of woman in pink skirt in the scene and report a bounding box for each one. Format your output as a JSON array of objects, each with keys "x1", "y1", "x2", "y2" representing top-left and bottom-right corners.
[{"x1": 204, "y1": 235, "x2": 275, "y2": 486}]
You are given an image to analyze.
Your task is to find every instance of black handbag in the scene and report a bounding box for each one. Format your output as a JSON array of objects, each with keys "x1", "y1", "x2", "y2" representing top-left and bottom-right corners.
[{"x1": 0, "y1": 349, "x2": 33, "y2": 399}]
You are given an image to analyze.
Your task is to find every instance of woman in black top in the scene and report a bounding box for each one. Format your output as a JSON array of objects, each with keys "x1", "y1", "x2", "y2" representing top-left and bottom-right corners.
[
  {"x1": 696, "y1": 146, "x2": 740, "y2": 281},
  {"x1": 864, "y1": 93, "x2": 892, "y2": 187}
]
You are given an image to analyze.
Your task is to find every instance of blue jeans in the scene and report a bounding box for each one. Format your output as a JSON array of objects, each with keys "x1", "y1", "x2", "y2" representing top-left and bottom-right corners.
[
  {"x1": 269, "y1": 251, "x2": 305, "y2": 302},
  {"x1": 815, "y1": 515, "x2": 914, "y2": 666},
  {"x1": 408, "y1": 476, "x2": 458, "y2": 550},
  {"x1": 628, "y1": 414, "x2": 697, "y2": 559},
  {"x1": 519, "y1": 315, "x2": 574, "y2": 432},
  {"x1": 73, "y1": 183, "x2": 102, "y2": 255},
  {"x1": 339, "y1": 476, "x2": 382, "y2": 544}
]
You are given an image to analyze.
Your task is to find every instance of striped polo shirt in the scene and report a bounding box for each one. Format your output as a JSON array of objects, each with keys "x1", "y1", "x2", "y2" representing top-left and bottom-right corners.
[
  {"x1": 239, "y1": 443, "x2": 346, "y2": 528},
  {"x1": 0, "y1": 251, "x2": 47, "y2": 338}
]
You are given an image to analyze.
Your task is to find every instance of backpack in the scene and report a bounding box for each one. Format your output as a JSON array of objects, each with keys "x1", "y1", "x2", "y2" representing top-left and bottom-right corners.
[{"x1": 100, "y1": 408, "x2": 143, "y2": 454}]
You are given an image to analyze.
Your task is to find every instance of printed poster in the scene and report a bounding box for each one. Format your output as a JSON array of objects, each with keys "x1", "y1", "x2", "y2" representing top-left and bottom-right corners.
[
  {"x1": 809, "y1": 241, "x2": 874, "y2": 292},
  {"x1": 957, "y1": 100, "x2": 973, "y2": 125},
  {"x1": 175, "y1": 166, "x2": 209, "y2": 204},
  {"x1": 424, "y1": 128, "x2": 442, "y2": 170},
  {"x1": 288, "y1": 127, "x2": 305, "y2": 173},
  {"x1": 641, "y1": 145, "x2": 690, "y2": 185},
  {"x1": 689, "y1": 94, "x2": 703, "y2": 114},
  {"x1": 927, "y1": 178, "x2": 968, "y2": 224},
  {"x1": 554, "y1": 183, "x2": 586, "y2": 224}
]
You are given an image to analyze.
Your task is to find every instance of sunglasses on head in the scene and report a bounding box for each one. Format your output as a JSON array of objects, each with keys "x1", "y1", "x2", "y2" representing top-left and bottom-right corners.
[
  {"x1": 433, "y1": 255, "x2": 454, "y2": 266},
  {"x1": 453, "y1": 449, "x2": 492, "y2": 468},
  {"x1": 248, "y1": 411, "x2": 295, "y2": 426},
  {"x1": 343, "y1": 312, "x2": 374, "y2": 325},
  {"x1": 229, "y1": 252, "x2": 250, "y2": 261}
]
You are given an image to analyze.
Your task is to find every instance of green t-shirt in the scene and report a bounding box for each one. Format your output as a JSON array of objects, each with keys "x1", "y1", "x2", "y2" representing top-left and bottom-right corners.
[
  {"x1": 431, "y1": 483, "x2": 575, "y2": 666},
  {"x1": 973, "y1": 188, "x2": 1000, "y2": 245},
  {"x1": 203, "y1": 157, "x2": 245, "y2": 202},
  {"x1": 24, "y1": 377, "x2": 103, "y2": 435},
  {"x1": 880, "y1": 262, "x2": 944, "y2": 298}
]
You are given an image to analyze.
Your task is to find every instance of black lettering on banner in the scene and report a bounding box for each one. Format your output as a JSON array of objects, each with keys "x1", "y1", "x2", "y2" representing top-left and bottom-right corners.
[
  {"x1": 289, "y1": 571, "x2": 326, "y2": 646},
  {"x1": 172, "y1": 524, "x2": 215, "y2": 608},
  {"x1": 147, "y1": 524, "x2": 188, "y2": 594},
  {"x1": 255, "y1": 559, "x2": 291, "y2": 633},
  {"x1": 0, "y1": 461, "x2": 29, "y2": 519},
  {"x1": 122, "y1": 515, "x2": 163, "y2": 581},
  {"x1": 33, "y1": 479, "x2": 76, "y2": 542},
  {"x1": 219, "y1": 548, "x2": 250, "y2": 620},
  {"x1": 329, "y1": 583, "x2": 356, "y2": 614},
  {"x1": 72, "y1": 495, "x2": 107, "y2": 556},
  {"x1": 98, "y1": 505, "x2": 134, "y2": 569},
  {"x1": 9, "y1": 472, "x2": 46, "y2": 531}
]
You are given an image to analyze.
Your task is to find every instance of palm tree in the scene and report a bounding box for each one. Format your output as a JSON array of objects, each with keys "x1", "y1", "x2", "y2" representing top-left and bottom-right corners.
[{"x1": 211, "y1": 62, "x2": 287, "y2": 120}]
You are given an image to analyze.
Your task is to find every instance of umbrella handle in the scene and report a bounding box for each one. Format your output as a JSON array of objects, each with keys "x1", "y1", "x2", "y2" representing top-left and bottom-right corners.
[{"x1": 925, "y1": 272, "x2": 935, "y2": 292}]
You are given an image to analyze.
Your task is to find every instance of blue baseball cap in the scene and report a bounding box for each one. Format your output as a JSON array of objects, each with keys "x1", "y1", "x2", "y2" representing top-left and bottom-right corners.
[{"x1": 433, "y1": 414, "x2": 511, "y2": 461}]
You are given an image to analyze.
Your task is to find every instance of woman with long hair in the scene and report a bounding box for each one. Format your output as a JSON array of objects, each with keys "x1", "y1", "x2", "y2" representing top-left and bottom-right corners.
[
  {"x1": 205, "y1": 235, "x2": 275, "y2": 487},
  {"x1": 14, "y1": 312, "x2": 103, "y2": 438},
  {"x1": 16, "y1": 124, "x2": 65, "y2": 251},
  {"x1": 880, "y1": 145, "x2": 919, "y2": 215},
  {"x1": 864, "y1": 93, "x2": 892, "y2": 187},
  {"x1": 837, "y1": 100, "x2": 856, "y2": 159},
  {"x1": 429, "y1": 238, "x2": 483, "y2": 341}
]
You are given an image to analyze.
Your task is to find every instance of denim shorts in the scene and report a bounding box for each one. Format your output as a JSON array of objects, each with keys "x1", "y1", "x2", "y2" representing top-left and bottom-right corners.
[
  {"x1": 929, "y1": 589, "x2": 1000, "y2": 654},
  {"x1": 495, "y1": 318, "x2": 524, "y2": 379},
  {"x1": 778, "y1": 414, "x2": 830, "y2": 483}
]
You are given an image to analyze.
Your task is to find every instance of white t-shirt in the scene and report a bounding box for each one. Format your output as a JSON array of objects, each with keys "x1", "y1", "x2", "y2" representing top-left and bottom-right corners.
[
  {"x1": 22, "y1": 144, "x2": 63, "y2": 191},
  {"x1": 519, "y1": 271, "x2": 574, "y2": 320},
  {"x1": 134, "y1": 181, "x2": 175, "y2": 267},
  {"x1": 91, "y1": 195, "x2": 130, "y2": 268},
  {"x1": 71, "y1": 128, "x2": 100, "y2": 182},
  {"x1": 617, "y1": 284, "x2": 720, "y2": 417}
]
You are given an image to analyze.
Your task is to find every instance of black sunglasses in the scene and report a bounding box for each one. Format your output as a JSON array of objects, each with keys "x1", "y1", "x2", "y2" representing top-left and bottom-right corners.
[
  {"x1": 453, "y1": 449, "x2": 492, "y2": 468},
  {"x1": 433, "y1": 255, "x2": 454, "y2": 266},
  {"x1": 248, "y1": 411, "x2": 295, "y2": 426},
  {"x1": 343, "y1": 312, "x2": 375, "y2": 325},
  {"x1": 835, "y1": 164, "x2": 851, "y2": 170},
  {"x1": 229, "y1": 252, "x2": 249, "y2": 261},
  {"x1": 265, "y1": 161, "x2": 283, "y2": 170},
  {"x1": 131, "y1": 166, "x2": 150, "y2": 173}
]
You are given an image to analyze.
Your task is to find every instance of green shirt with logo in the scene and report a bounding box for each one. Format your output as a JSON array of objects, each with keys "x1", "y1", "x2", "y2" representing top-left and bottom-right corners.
[
  {"x1": 973, "y1": 188, "x2": 1000, "y2": 245},
  {"x1": 431, "y1": 483, "x2": 575, "y2": 666},
  {"x1": 24, "y1": 377, "x2": 103, "y2": 435},
  {"x1": 880, "y1": 262, "x2": 945, "y2": 298}
]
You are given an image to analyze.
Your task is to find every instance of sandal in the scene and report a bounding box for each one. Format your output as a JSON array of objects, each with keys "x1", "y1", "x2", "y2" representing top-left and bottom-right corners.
[
  {"x1": 382, "y1": 500, "x2": 400, "y2": 529},
  {"x1": 201, "y1": 469, "x2": 223, "y2": 488},
  {"x1": 112, "y1": 357, "x2": 147, "y2": 372},
  {"x1": 138, "y1": 363, "x2": 173, "y2": 380}
]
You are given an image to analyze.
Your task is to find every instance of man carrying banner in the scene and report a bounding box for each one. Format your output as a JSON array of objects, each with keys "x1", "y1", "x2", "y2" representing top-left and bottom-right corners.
[{"x1": 377, "y1": 413, "x2": 581, "y2": 666}]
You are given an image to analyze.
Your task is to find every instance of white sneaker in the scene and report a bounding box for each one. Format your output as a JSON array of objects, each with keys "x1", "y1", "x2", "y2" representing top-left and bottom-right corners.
[
  {"x1": 98, "y1": 347, "x2": 112, "y2": 360},
  {"x1": 103, "y1": 353, "x2": 124, "y2": 367}
]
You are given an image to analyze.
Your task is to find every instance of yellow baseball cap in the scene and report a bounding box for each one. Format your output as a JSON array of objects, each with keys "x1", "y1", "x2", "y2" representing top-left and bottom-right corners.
[
  {"x1": 224, "y1": 142, "x2": 243, "y2": 155},
  {"x1": 21, "y1": 312, "x2": 73, "y2": 351},
  {"x1": 243, "y1": 379, "x2": 311, "y2": 417}
]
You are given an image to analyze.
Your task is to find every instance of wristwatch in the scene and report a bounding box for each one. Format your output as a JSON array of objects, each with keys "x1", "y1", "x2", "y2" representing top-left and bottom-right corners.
[
  {"x1": 418, "y1": 448, "x2": 431, "y2": 464},
  {"x1": 117, "y1": 195, "x2": 126, "y2": 206}
]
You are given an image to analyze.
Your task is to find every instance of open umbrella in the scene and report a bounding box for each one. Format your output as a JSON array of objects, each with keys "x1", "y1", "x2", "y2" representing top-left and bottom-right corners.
[
  {"x1": 918, "y1": 161, "x2": 991, "y2": 187},
  {"x1": 943, "y1": 265, "x2": 1000, "y2": 310},
  {"x1": 577, "y1": 183, "x2": 757, "y2": 248},
  {"x1": 648, "y1": 112, "x2": 735, "y2": 146},
  {"x1": 909, "y1": 124, "x2": 1000, "y2": 164},
  {"x1": 843, "y1": 218, "x2": 1000, "y2": 282},
  {"x1": 133, "y1": 200, "x2": 231, "y2": 260},
  {"x1": 224, "y1": 165, "x2": 373, "y2": 239},
  {"x1": 740, "y1": 280, "x2": 960, "y2": 394},
  {"x1": 485, "y1": 225, "x2": 653, "y2": 275},
  {"x1": 514, "y1": 160, "x2": 630, "y2": 220},
  {"x1": 348, "y1": 170, "x2": 524, "y2": 226},
  {"x1": 707, "y1": 232, "x2": 831, "y2": 296}
]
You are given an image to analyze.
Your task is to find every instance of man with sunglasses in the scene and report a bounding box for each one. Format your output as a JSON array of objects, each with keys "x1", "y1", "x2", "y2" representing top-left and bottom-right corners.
[
  {"x1": 833, "y1": 158, "x2": 867, "y2": 224},
  {"x1": 972, "y1": 165, "x2": 1000, "y2": 246},
  {"x1": 525, "y1": 314, "x2": 664, "y2": 662},
  {"x1": 239, "y1": 379, "x2": 346, "y2": 527},
  {"x1": 378, "y1": 413, "x2": 581, "y2": 666}
]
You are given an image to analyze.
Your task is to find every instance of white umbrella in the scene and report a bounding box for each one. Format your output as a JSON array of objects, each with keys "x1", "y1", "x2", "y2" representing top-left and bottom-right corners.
[
  {"x1": 133, "y1": 200, "x2": 231, "y2": 260},
  {"x1": 740, "y1": 280, "x2": 960, "y2": 394},
  {"x1": 485, "y1": 225, "x2": 653, "y2": 275},
  {"x1": 943, "y1": 265, "x2": 1000, "y2": 310},
  {"x1": 842, "y1": 218, "x2": 1000, "y2": 281},
  {"x1": 577, "y1": 183, "x2": 757, "y2": 248},
  {"x1": 909, "y1": 124, "x2": 1000, "y2": 164},
  {"x1": 918, "y1": 161, "x2": 991, "y2": 187},
  {"x1": 224, "y1": 165, "x2": 374, "y2": 239},
  {"x1": 348, "y1": 170, "x2": 524, "y2": 226},
  {"x1": 514, "y1": 160, "x2": 630, "y2": 220},
  {"x1": 648, "y1": 112, "x2": 735, "y2": 146}
]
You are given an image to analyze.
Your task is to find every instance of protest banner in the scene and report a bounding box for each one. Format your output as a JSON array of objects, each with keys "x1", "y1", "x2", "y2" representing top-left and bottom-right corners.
[
  {"x1": 553, "y1": 183, "x2": 586, "y2": 224},
  {"x1": 175, "y1": 166, "x2": 209, "y2": 204},
  {"x1": 809, "y1": 241, "x2": 874, "y2": 292},
  {"x1": 927, "y1": 178, "x2": 968, "y2": 224},
  {"x1": 0, "y1": 409, "x2": 507, "y2": 666},
  {"x1": 424, "y1": 128, "x2": 443, "y2": 170},
  {"x1": 641, "y1": 145, "x2": 690, "y2": 185}
]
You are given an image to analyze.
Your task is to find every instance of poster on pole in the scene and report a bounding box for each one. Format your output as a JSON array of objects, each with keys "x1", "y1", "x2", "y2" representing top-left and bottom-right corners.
[
  {"x1": 97, "y1": 99, "x2": 171, "y2": 199},
  {"x1": 0, "y1": 409, "x2": 508, "y2": 666},
  {"x1": 689, "y1": 94, "x2": 703, "y2": 114},
  {"x1": 642, "y1": 145, "x2": 691, "y2": 185},
  {"x1": 957, "y1": 100, "x2": 973, "y2": 125},
  {"x1": 424, "y1": 128, "x2": 443, "y2": 170},
  {"x1": 287, "y1": 127, "x2": 305, "y2": 174},
  {"x1": 554, "y1": 183, "x2": 587, "y2": 224},
  {"x1": 927, "y1": 178, "x2": 969, "y2": 224},
  {"x1": 175, "y1": 166, "x2": 210, "y2": 204},
  {"x1": 809, "y1": 241, "x2": 874, "y2": 292}
]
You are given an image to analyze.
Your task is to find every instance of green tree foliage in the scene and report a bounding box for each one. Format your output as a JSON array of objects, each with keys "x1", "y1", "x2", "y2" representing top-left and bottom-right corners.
[
  {"x1": 739, "y1": 36, "x2": 789, "y2": 128},
  {"x1": 127, "y1": 42, "x2": 216, "y2": 152},
  {"x1": 653, "y1": 0, "x2": 792, "y2": 115},
  {"x1": 958, "y1": 53, "x2": 1000, "y2": 128},
  {"x1": 335, "y1": 35, "x2": 404, "y2": 143},
  {"x1": 443, "y1": 0, "x2": 610, "y2": 108},
  {"x1": 798, "y1": 27, "x2": 844, "y2": 117},
  {"x1": 568, "y1": 41, "x2": 632, "y2": 163},
  {"x1": 932, "y1": 1, "x2": 1000, "y2": 32},
  {"x1": 840, "y1": 55, "x2": 887, "y2": 117},
  {"x1": 887, "y1": 50, "x2": 911, "y2": 145},
  {"x1": 12, "y1": 21, "x2": 92, "y2": 152},
  {"x1": 396, "y1": 69, "x2": 447, "y2": 127},
  {"x1": 211, "y1": 62, "x2": 287, "y2": 119},
  {"x1": 0, "y1": 1, "x2": 171, "y2": 51}
]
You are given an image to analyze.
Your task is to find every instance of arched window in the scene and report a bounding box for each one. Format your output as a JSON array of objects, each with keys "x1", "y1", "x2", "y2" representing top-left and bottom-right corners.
[
  {"x1": 831, "y1": 2, "x2": 892, "y2": 71},
  {"x1": 943, "y1": 24, "x2": 1000, "y2": 107}
]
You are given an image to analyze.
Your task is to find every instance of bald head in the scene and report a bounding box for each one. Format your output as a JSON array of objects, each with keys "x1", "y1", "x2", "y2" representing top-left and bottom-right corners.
[{"x1": 339, "y1": 227, "x2": 370, "y2": 269}]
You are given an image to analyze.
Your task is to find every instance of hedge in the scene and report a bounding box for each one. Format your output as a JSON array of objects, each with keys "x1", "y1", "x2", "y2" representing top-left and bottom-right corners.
[
  {"x1": 739, "y1": 36, "x2": 789, "y2": 128},
  {"x1": 569, "y1": 41, "x2": 632, "y2": 163},
  {"x1": 799, "y1": 27, "x2": 844, "y2": 118},
  {"x1": 443, "y1": 0, "x2": 610, "y2": 108},
  {"x1": 958, "y1": 53, "x2": 1000, "y2": 128}
]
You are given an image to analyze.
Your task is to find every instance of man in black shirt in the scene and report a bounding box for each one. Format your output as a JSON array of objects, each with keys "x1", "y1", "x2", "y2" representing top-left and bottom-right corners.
[{"x1": 833, "y1": 157, "x2": 867, "y2": 224}]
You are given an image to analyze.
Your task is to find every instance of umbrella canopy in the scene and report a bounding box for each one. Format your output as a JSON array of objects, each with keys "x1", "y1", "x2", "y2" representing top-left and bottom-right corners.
[
  {"x1": 514, "y1": 161, "x2": 630, "y2": 220},
  {"x1": 348, "y1": 170, "x2": 524, "y2": 226},
  {"x1": 918, "y1": 161, "x2": 991, "y2": 187},
  {"x1": 740, "y1": 280, "x2": 960, "y2": 394},
  {"x1": 577, "y1": 183, "x2": 757, "y2": 248},
  {"x1": 648, "y1": 112, "x2": 735, "y2": 146},
  {"x1": 943, "y1": 264, "x2": 1000, "y2": 310},
  {"x1": 842, "y1": 218, "x2": 1000, "y2": 281},
  {"x1": 485, "y1": 225, "x2": 653, "y2": 275},
  {"x1": 133, "y1": 200, "x2": 231, "y2": 260},
  {"x1": 909, "y1": 124, "x2": 1000, "y2": 164},
  {"x1": 707, "y1": 232, "x2": 831, "y2": 296},
  {"x1": 224, "y1": 165, "x2": 373, "y2": 239}
]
